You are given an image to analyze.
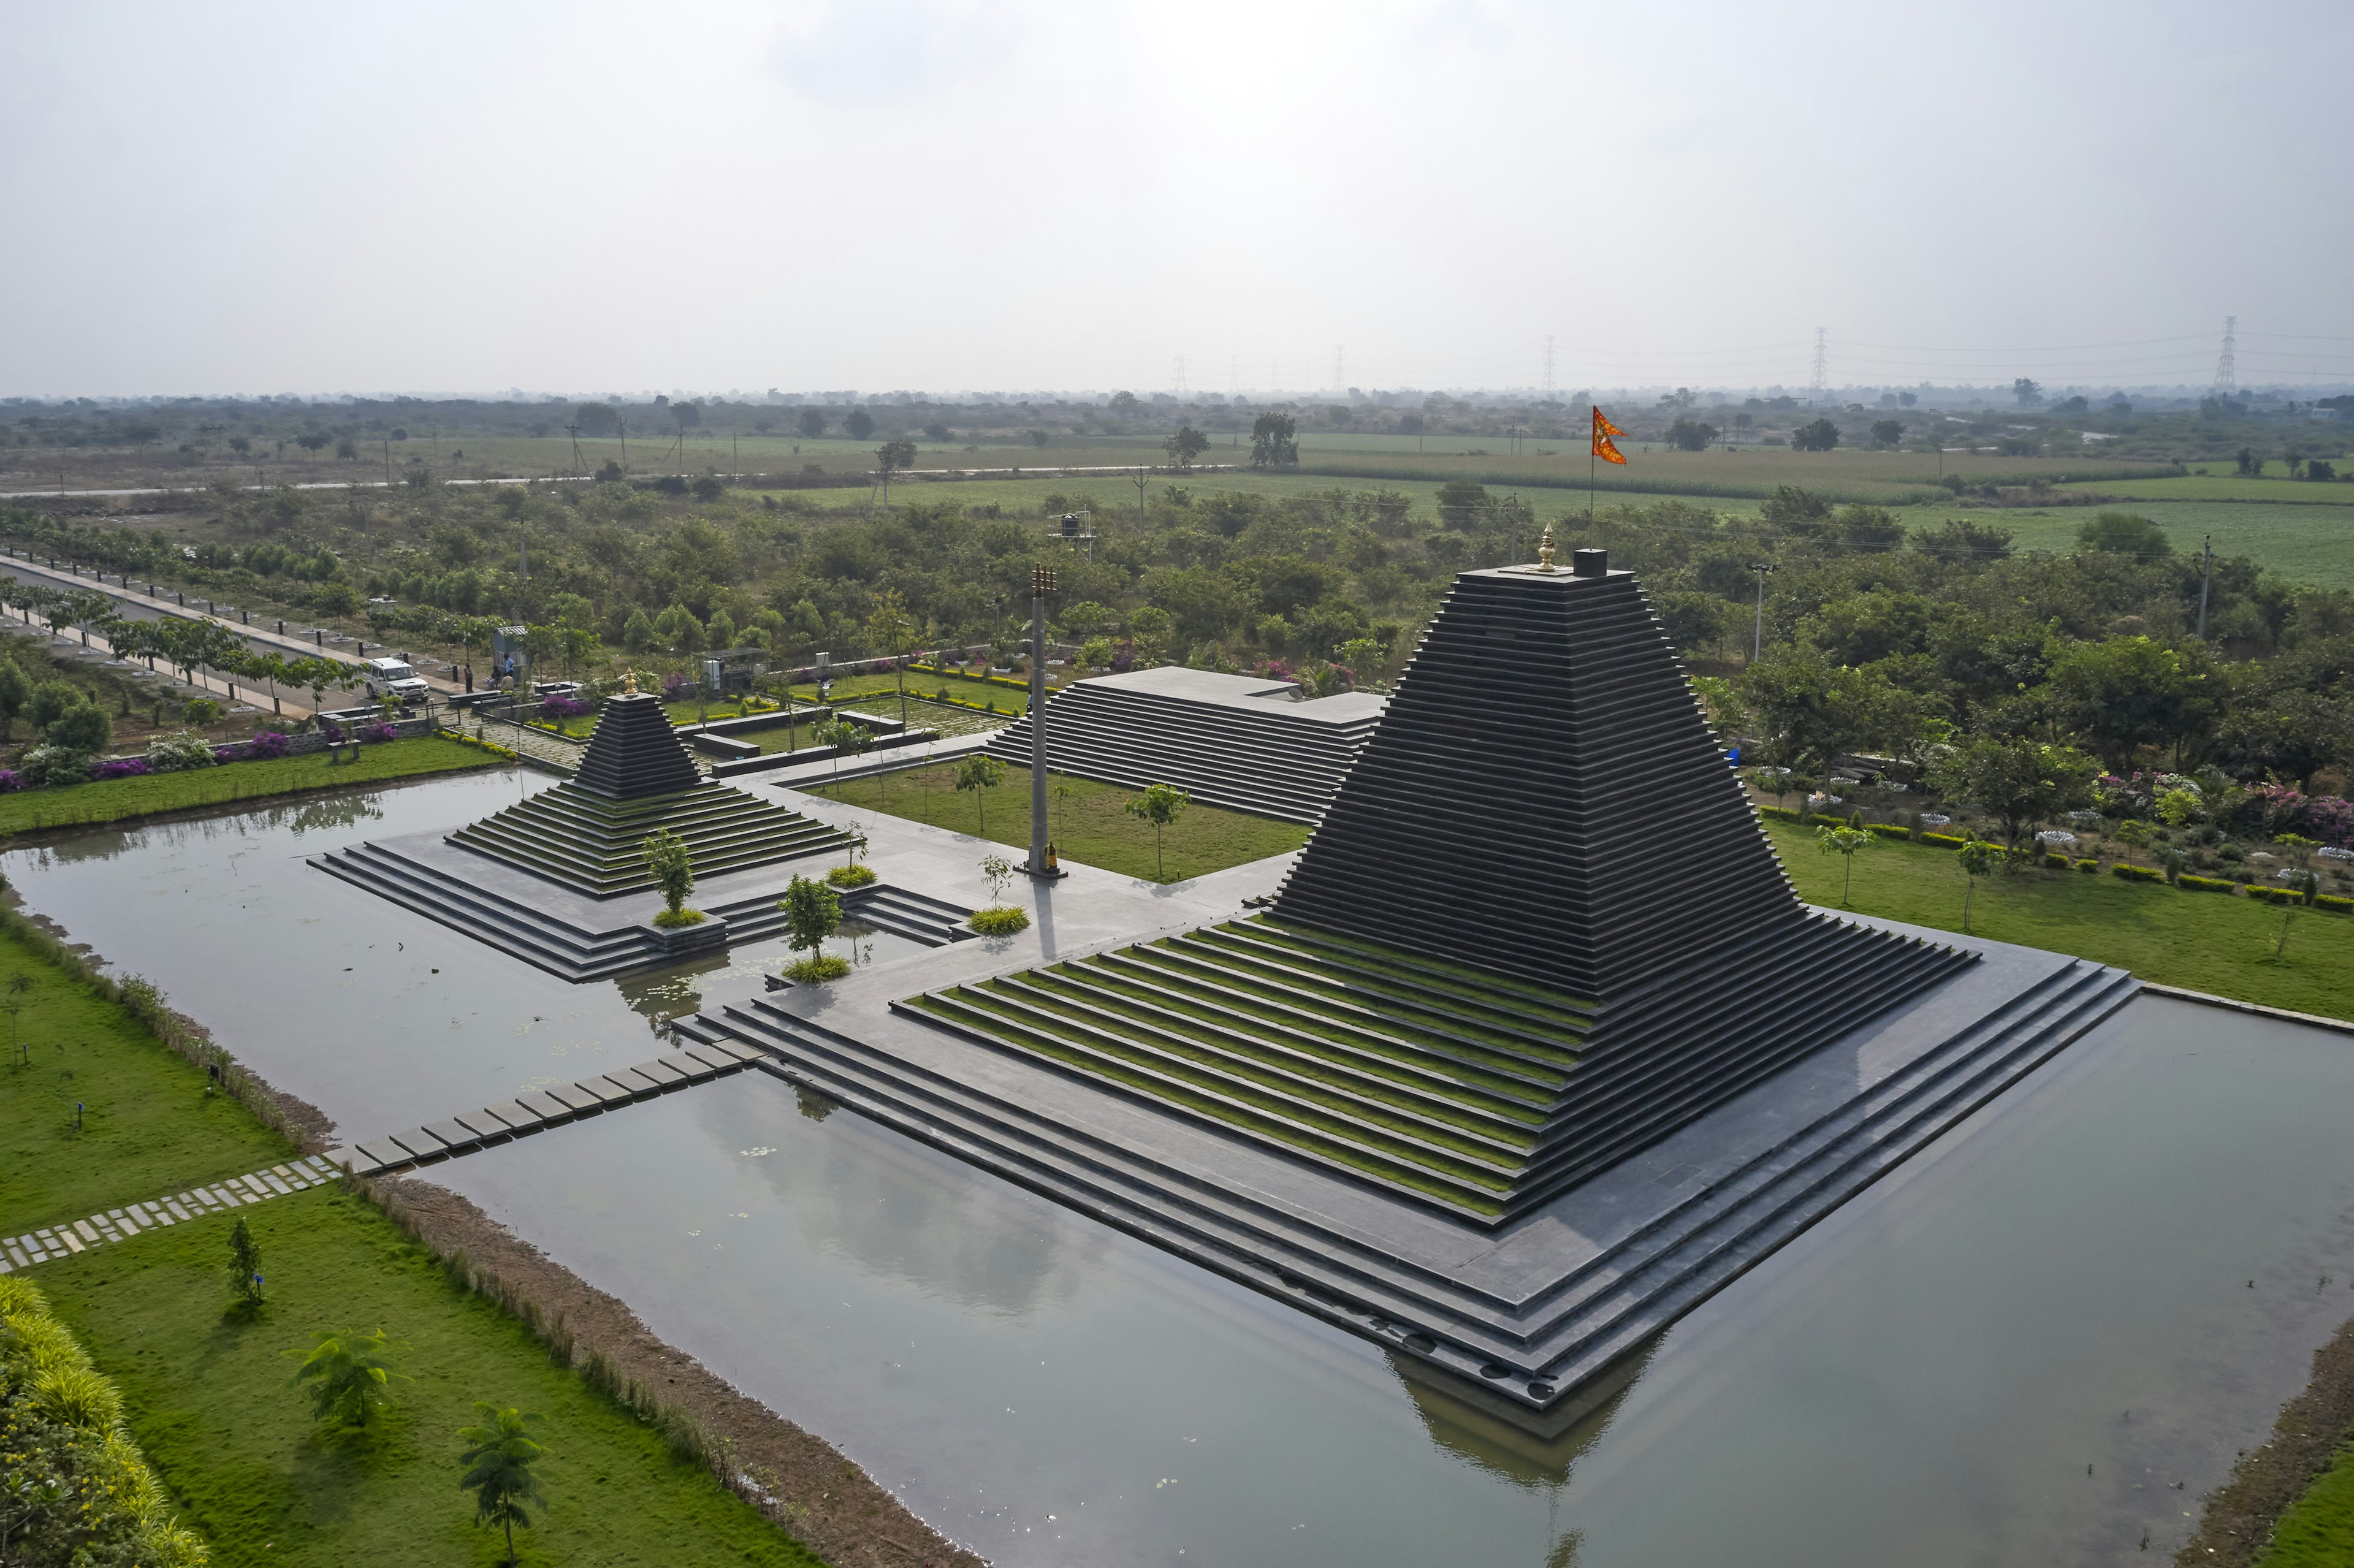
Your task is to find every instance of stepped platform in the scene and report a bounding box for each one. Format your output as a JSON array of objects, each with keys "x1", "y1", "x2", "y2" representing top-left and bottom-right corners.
[
  {"x1": 446, "y1": 687, "x2": 853, "y2": 899},
  {"x1": 897, "y1": 913, "x2": 1970, "y2": 1224},
  {"x1": 313, "y1": 825, "x2": 972, "y2": 981},
  {"x1": 447, "y1": 778, "x2": 850, "y2": 897},
  {"x1": 986, "y1": 667, "x2": 1381, "y2": 824},
  {"x1": 684, "y1": 911, "x2": 2137, "y2": 1415}
]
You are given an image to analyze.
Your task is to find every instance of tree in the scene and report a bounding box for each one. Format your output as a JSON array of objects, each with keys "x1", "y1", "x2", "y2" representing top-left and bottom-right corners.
[
  {"x1": 641, "y1": 828, "x2": 695, "y2": 923},
  {"x1": 1164, "y1": 426, "x2": 1210, "y2": 468},
  {"x1": 864, "y1": 589, "x2": 918, "y2": 725},
  {"x1": 797, "y1": 408, "x2": 827, "y2": 438},
  {"x1": 288, "y1": 1327, "x2": 402, "y2": 1428},
  {"x1": 574, "y1": 402, "x2": 620, "y2": 437},
  {"x1": 2075, "y1": 511, "x2": 2171, "y2": 558},
  {"x1": 1789, "y1": 417, "x2": 1840, "y2": 452},
  {"x1": 1955, "y1": 835, "x2": 2002, "y2": 934},
  {"x1": 874, "y1": 438, "x2": 917, "y2": 502},
  {"x1": 2012, "y1": 378, "x2": 2044, "y2": 407},
  {"x1": 979, "y1": 851, "x2": 1015, "y2": 908},
  {"x1": 226, "y1": 1216, "x2": 265, "y2": 1311},
  {"x1": 1815, "y1": 823, "x2": 1873, "y2": 907},
  {"x1": 777, "y1": 873, "x2": 843, "y2": 976},
  {"x1": 296, "y1": 432, "x2": 330, "y2": 456},
  {"x1": 3, "y1": 970, "x2": 30, "y2": 1065},
  {"x1": 1124, "y1": 781, "x2": 1190, "y2": 880},
  {"x1": 1868, "y1": 419, "x2": 1904, "y2": 449},
  {"x1": 1663, "y1": 417, "x2": 1719, "y2": 452},
  {"x1": 2043, "y1": 635, "x2": 2219, "y2": 771},
  {"x1": 0, "y1": 660, "x2": 29, "y2": 739},
  {"x1": 44, "y1": 699, "x2": 110, "y2": 756},
  {"x1": 1925, "y1": 735, "x2": 2098, "y2": 850},
  {"x1": 1249, "y1": 413, "x2": 1299, "y2": 468},
  {"x1": 457, "y1": 1402, "x2": 547, "y2": 1567},
  {"x1": 954, "y1": 752, "x2": 1006, "y2": 832},
  {"x1": 844, "y1": 409, "x2": 876, "y2": 441},
  {"x1": 822, "y1": 718, "x2": 872, "y2": 793}
]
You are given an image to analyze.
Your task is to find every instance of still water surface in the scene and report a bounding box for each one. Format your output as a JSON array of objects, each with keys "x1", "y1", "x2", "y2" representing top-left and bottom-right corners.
[{"x1": 10, "y1": 773, "x2": 2354, "y2": 1566}]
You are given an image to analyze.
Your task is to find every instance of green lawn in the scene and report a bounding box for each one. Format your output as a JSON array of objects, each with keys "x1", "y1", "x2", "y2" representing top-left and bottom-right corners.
[
  {"x1": 0, "y1": 736, "x2": 501, "y2": 839},
  {"x1": 34, "y1": 1192, "x2": 821, "y2": 1568},
  {"x1": 2262, "y1": 1445, "x2": 2354, "y2": 1566},
  {"x1": 827, "y1": 763, "x2": 1311, "y2": 882},
  {"x1": 0, "y1": 926, "x2": 294, "y2": 1235},
  {"x1": 1765, "y1": 821, "x2": 2354, "y2": 1021},
  {"x1": 0, "y1": 905, "x2": 828, "y2": 1567}
]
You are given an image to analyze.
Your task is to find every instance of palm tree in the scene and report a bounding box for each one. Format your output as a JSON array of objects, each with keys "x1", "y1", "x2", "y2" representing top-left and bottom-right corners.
[
  {"x1": 457, "y1": 1402, "x2": 547, "y2": 1566},
  {"x1": 286, "y1": 1327, "x2": 402, "y2": 1428}
]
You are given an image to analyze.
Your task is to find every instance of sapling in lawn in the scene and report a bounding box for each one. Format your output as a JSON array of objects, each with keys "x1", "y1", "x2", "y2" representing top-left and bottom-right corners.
[
  {"x1": 1124, "y1": 781, "x2": 1191, "y2": 881},
  {"x1": 1816, "y1": 823, "x2": 1873, "y2": 908},
  {"x1": 954, "y1": 751, "x2": 1006, "y2": 834},
  {"x1": 457, "y1": 1401, "x2": 547, "y2": 1567},
  {"x1": 1955, "y1": 835, "x2": 2002, "y2": 934},
  {"x1": 288, "y1": 1326, "x2": 403, "y2": 1429},
  {"x1": 225, "y1": 1216, "x2": 264, "y2": 1312}
]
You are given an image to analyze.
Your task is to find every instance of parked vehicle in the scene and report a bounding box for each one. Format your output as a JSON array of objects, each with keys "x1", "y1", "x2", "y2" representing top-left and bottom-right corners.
[{"x1": 361, "y1": 657, "x2": 430, "y2": 706}]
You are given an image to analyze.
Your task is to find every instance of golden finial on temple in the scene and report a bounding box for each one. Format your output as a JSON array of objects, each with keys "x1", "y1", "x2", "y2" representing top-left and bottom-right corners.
[
  {"x1": 1534, "y1": 523, "x2": 1558, "y2": 573},
  {"x1": 623, "y1": 668, "x2": 639, "y2": 695}
]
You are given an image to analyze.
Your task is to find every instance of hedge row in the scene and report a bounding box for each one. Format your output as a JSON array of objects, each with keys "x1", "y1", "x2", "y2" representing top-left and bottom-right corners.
[{"x1": 0, "y1": 1277, "x2": 209, "y2": 1566}]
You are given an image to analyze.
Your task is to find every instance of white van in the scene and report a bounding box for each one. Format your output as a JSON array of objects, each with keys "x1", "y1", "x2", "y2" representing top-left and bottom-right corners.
[{"x1": 362, "y1": 657, "x2": 431, "y2": 705}]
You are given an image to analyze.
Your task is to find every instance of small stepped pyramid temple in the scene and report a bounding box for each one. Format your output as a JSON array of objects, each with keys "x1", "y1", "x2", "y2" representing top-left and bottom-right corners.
[
  {"x1": 448, "y1": 683, "x2": 851, "y2": 897},
  {"x1": 902, "y1": 543, "x2": 1971, "y2": 1223}
]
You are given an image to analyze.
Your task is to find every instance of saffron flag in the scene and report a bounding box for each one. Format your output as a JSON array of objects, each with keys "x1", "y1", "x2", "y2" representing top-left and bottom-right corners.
[{"x1": 1592, "y1": 406, "x2": 1628, "y2": 466}]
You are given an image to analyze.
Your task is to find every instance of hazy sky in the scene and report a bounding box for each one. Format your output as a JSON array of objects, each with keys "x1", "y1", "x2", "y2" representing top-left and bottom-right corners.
[{"x1": 5, "y1": 0, "x2": 2350, "y2": 399}]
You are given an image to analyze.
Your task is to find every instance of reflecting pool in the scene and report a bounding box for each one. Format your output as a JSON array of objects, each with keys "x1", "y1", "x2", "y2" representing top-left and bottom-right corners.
[{"x1": 12, "y1": 774, "x2": 2354, "y2": 1566}]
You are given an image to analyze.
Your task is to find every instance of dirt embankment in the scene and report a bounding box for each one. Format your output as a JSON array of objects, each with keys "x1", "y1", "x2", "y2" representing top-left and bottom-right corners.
[{"x1": 2178, "y1": 1311, "x2": 2354, "y2": 1565}]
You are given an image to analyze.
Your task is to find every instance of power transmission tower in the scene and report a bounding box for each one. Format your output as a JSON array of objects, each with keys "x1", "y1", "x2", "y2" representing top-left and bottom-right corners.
[
  {"x1": 1173, "y1": 356, "x2": 1189, "y2": 397},
  {"x1": 1544, "y1": 335, "x2": 1556, "y2": 396},
  {"x1": 2214, "y1": 316, "x2": 2238, "y2": 397},
  {"x1": 1810, "y1": 329, "x2": 1829, "y2": 397}
]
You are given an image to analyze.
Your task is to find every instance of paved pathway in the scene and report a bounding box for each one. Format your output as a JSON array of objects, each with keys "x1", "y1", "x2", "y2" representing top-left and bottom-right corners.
[
  {"x1": 1, "y1": 1154, "x2": 338, "y2": 1273},
  {"x1": 470, "y1": 713, "x2": 584, "y2": 773}
]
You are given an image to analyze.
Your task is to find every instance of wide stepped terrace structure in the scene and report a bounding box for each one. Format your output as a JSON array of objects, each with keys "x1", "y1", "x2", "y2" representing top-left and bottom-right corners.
[
  {"x1": 985, "y1": 666, "x2": 1380, "y2": 824},
  {"x1": 447, "y1": 690, "x2": 849, "y2": 897},
  {"x1": 915, "y1": 552, "x2": 1971, "y2": 1220},
  {"x1": 687, "y1": 544, "x2": 2137, "y2": 1416}
]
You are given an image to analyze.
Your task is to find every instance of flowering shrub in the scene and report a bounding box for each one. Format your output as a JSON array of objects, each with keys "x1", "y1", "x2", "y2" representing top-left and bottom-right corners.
[
  {"x1": 18, "y1": 747, "x2": 93, "y2": 788},
  {"x1": 1252, "y1": 658, "x2": 1296, "y2": 683},
  {"x1": 247, "y1": 731, "x2": 291, "y2": 759},
  {"x1": 538, "y1": 695, "x2": 592, "y2": 722},
  {"x1": 147, "y1": 731, "x2": 218, "y2": 772},
  {"x1": 318, "y1": 717, "x2": 345, "y2": 743},
  {"x1": 359, "y1": 721, "x2": 399, "y2": 743},
  {"x1": 93, "y1": 757, "x2": 151, "y2": 780},
  {"x1": 1110, "y1": 641, "x2": 1137, "y2": 674},
  {"x1": 661, "y1": 672, "x2": 695, "y2": 702},
  {"x1": 2310, "y1": 796, "x2": 2354, "y2": 848},
  {"x1": 0, "y1": 769, "x2": 20, "y2": 793}
]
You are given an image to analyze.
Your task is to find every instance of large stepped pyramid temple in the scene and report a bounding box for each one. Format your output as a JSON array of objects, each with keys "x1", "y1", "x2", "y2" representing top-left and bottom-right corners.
[
  {"x1": 904, "y1": 545, "x2": 1974, "y2": 1222},
  {"x1": 447, "y1": 684, "x2": 851, "y2": 897}
]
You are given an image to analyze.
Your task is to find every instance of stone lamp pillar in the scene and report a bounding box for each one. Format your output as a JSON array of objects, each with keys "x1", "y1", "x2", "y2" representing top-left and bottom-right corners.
[{"x1": 1027, "y1": 563, "x2": 1062, "y2": 878}]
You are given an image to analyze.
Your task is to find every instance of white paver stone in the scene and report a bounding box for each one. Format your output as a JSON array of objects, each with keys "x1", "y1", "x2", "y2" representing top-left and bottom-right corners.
[
  {"x1": 75, "y1": 1220, "x2": 99, "y2": 1241},
  {"x1": 261, "y1": 1174, "x2": 292, "y2": 1195},
  {"x1": 60, "y1": 1231, "x2": 83, "y2": 1253},
  {"x1": 6, "y1": 1247, "x2": 25, "y2": 1266},
  {"x1": 166, "y1": 1202, "x2": 190, "y2": 1221}
]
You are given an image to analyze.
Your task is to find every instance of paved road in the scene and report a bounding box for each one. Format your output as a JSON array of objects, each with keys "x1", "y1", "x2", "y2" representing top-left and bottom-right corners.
[
  {"x1": 0, "y1": 462, "x2": 1238, "y2": 501},
  {"x1": 0, "y1": 553, "x2": 471, "y2": 704}
]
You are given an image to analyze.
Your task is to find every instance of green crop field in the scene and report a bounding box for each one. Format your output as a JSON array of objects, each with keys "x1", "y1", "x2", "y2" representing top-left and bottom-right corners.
[{"x1": 2067, "y1": 472, "x2": 2354, "y2": 503}]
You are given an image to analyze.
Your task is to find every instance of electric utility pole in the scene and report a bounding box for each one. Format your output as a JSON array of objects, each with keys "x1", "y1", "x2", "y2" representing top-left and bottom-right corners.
[
  {"x1": 2196, "y1": 535, "x2": 2214, "y2": 639},
  {"x1": 1810, "y1": 329, "x2": 1829, "y2": 398},
  {"x1": 1750, "y1": 562, "x2": 1777, "y2": 661}
]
